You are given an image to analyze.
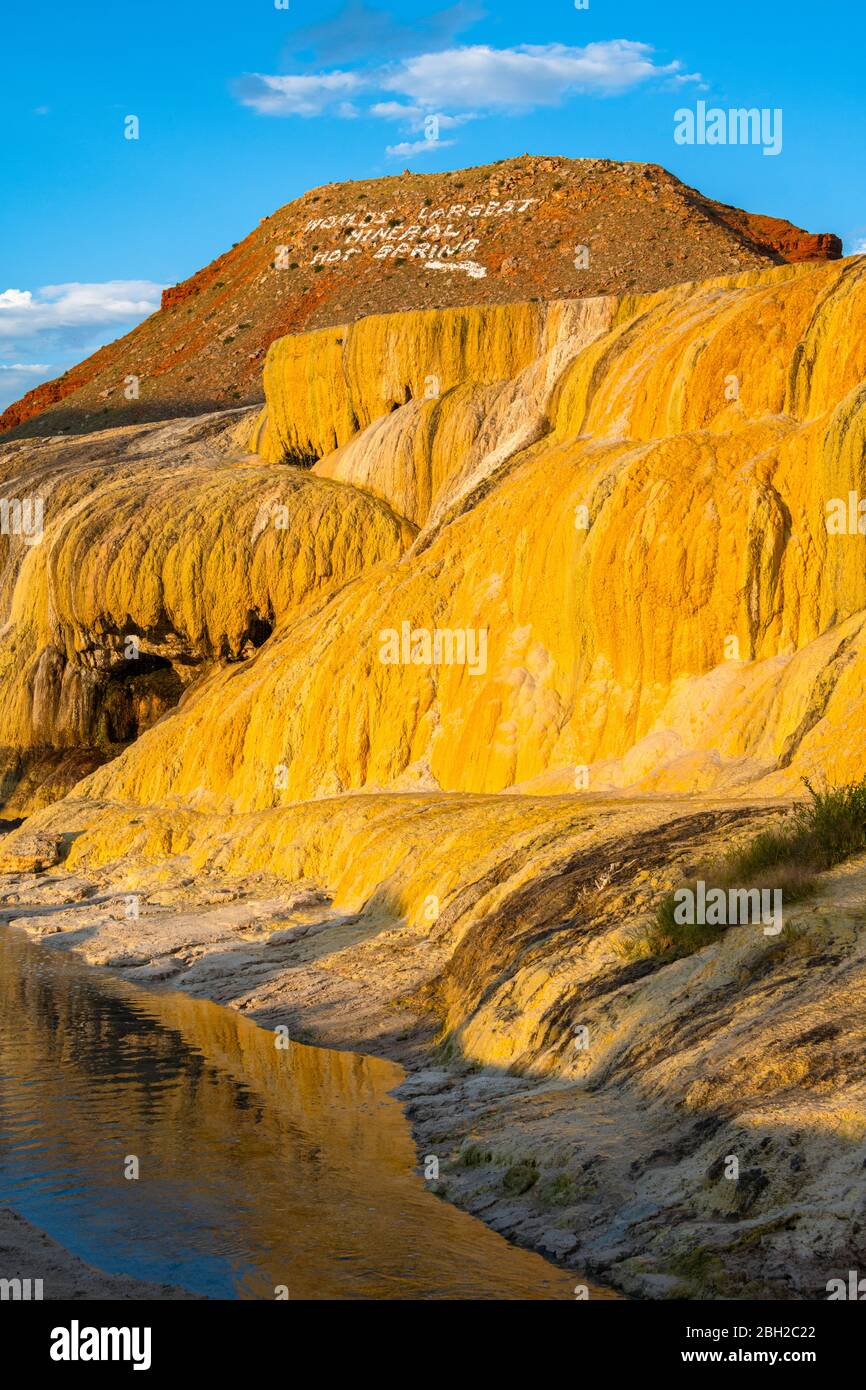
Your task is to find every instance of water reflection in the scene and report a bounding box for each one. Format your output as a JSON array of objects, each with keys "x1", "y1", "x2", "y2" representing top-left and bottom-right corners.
[{"x1": 0, "y1": 926, "x2": 603, "y2": 1300}]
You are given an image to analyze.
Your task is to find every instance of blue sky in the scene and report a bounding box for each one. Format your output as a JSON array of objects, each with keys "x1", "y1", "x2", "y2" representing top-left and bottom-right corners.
[{"x1": 2, "y1": 0, "x2": 864, "y2": 409}]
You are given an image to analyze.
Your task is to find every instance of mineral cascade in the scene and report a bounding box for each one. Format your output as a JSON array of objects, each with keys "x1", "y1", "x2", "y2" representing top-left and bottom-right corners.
[{"x1": 0, "y1": 159, "x2": 863, "y2": 1300}]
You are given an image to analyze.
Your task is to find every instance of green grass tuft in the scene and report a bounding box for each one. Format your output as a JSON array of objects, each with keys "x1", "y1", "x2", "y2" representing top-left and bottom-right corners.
[
  {"x1": 622, "y1": 777, "x2": 866, "y2": 962},
  {"x1": 502, "y1": 1159, "x2": 538, "y2": 1195},
  {"x1": 458, "y1": 1143, "x2": 492, "y2": 1168}
]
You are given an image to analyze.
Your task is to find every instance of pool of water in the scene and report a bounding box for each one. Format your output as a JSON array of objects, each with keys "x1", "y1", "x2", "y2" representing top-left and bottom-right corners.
[{"x1": 0, "y1": 925, "x2": 602, "y2": 1300}]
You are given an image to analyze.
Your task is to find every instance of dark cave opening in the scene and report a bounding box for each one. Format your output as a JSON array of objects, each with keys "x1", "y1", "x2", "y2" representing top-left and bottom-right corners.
[{"x1": 96, "y1": 654, "x2": 184, "y2": 747}]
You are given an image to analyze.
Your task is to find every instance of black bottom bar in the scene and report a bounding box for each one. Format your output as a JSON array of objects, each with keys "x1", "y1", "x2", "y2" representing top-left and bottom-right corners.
[{"x1": 9, "y1": 1296, "x2": 859, "y2": 1376}]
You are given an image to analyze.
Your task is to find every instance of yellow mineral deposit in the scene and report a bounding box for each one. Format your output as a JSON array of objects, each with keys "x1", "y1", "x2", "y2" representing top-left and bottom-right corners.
[
  {"x1": 2, "y1": 244, "x2": 865, "y2": 1299},
  {"x1": 0, "y1": 259, "x2": 864, "y2": 851}
]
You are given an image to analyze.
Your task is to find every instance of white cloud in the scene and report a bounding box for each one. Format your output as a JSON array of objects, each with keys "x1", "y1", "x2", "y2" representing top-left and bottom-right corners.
[
  {"x1": 386, "y1": 137, "x2": 456, "y2": 159},
  {"x1": 235, "y1": 41, "x2": 700, "y2": 134},
  {"x1": 382, "y1": 41, "x2": 696, "y2": 109},
  {"x1": 371, "y1": 100, "x2": 423, "y2": 120},
  {"x1": 234, "y1": 70, "x2": 362, "y2": 116},
  {"x1": 0, "y1": 282, "x2": 164, "y2": 412},
  {"x1": 0, "y1": 281, "x2": 163, "y2": 341},
  {"x1": 371, "y1": 101, "x2": 476, "y2": 133},
  {"x1": 0, "y1": 290, "x2": 34, "y2": 311},
  {"x1": 851, "y1": 238, "x2": 866, "y2": 256}
]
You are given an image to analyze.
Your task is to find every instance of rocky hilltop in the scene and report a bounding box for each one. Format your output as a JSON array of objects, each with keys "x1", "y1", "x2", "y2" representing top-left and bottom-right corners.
[
  {"x1": 0, "y1": 156, "x2": 840, "y2": 439},
  {"x1": 0, "y1": 161, "x2": 864, "y2": 1300}
]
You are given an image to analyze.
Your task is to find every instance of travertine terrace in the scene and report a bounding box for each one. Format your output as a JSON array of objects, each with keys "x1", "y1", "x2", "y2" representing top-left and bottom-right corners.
[{"x1": 1, "y1": 162, "x2": 864, "y2": 1298}]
